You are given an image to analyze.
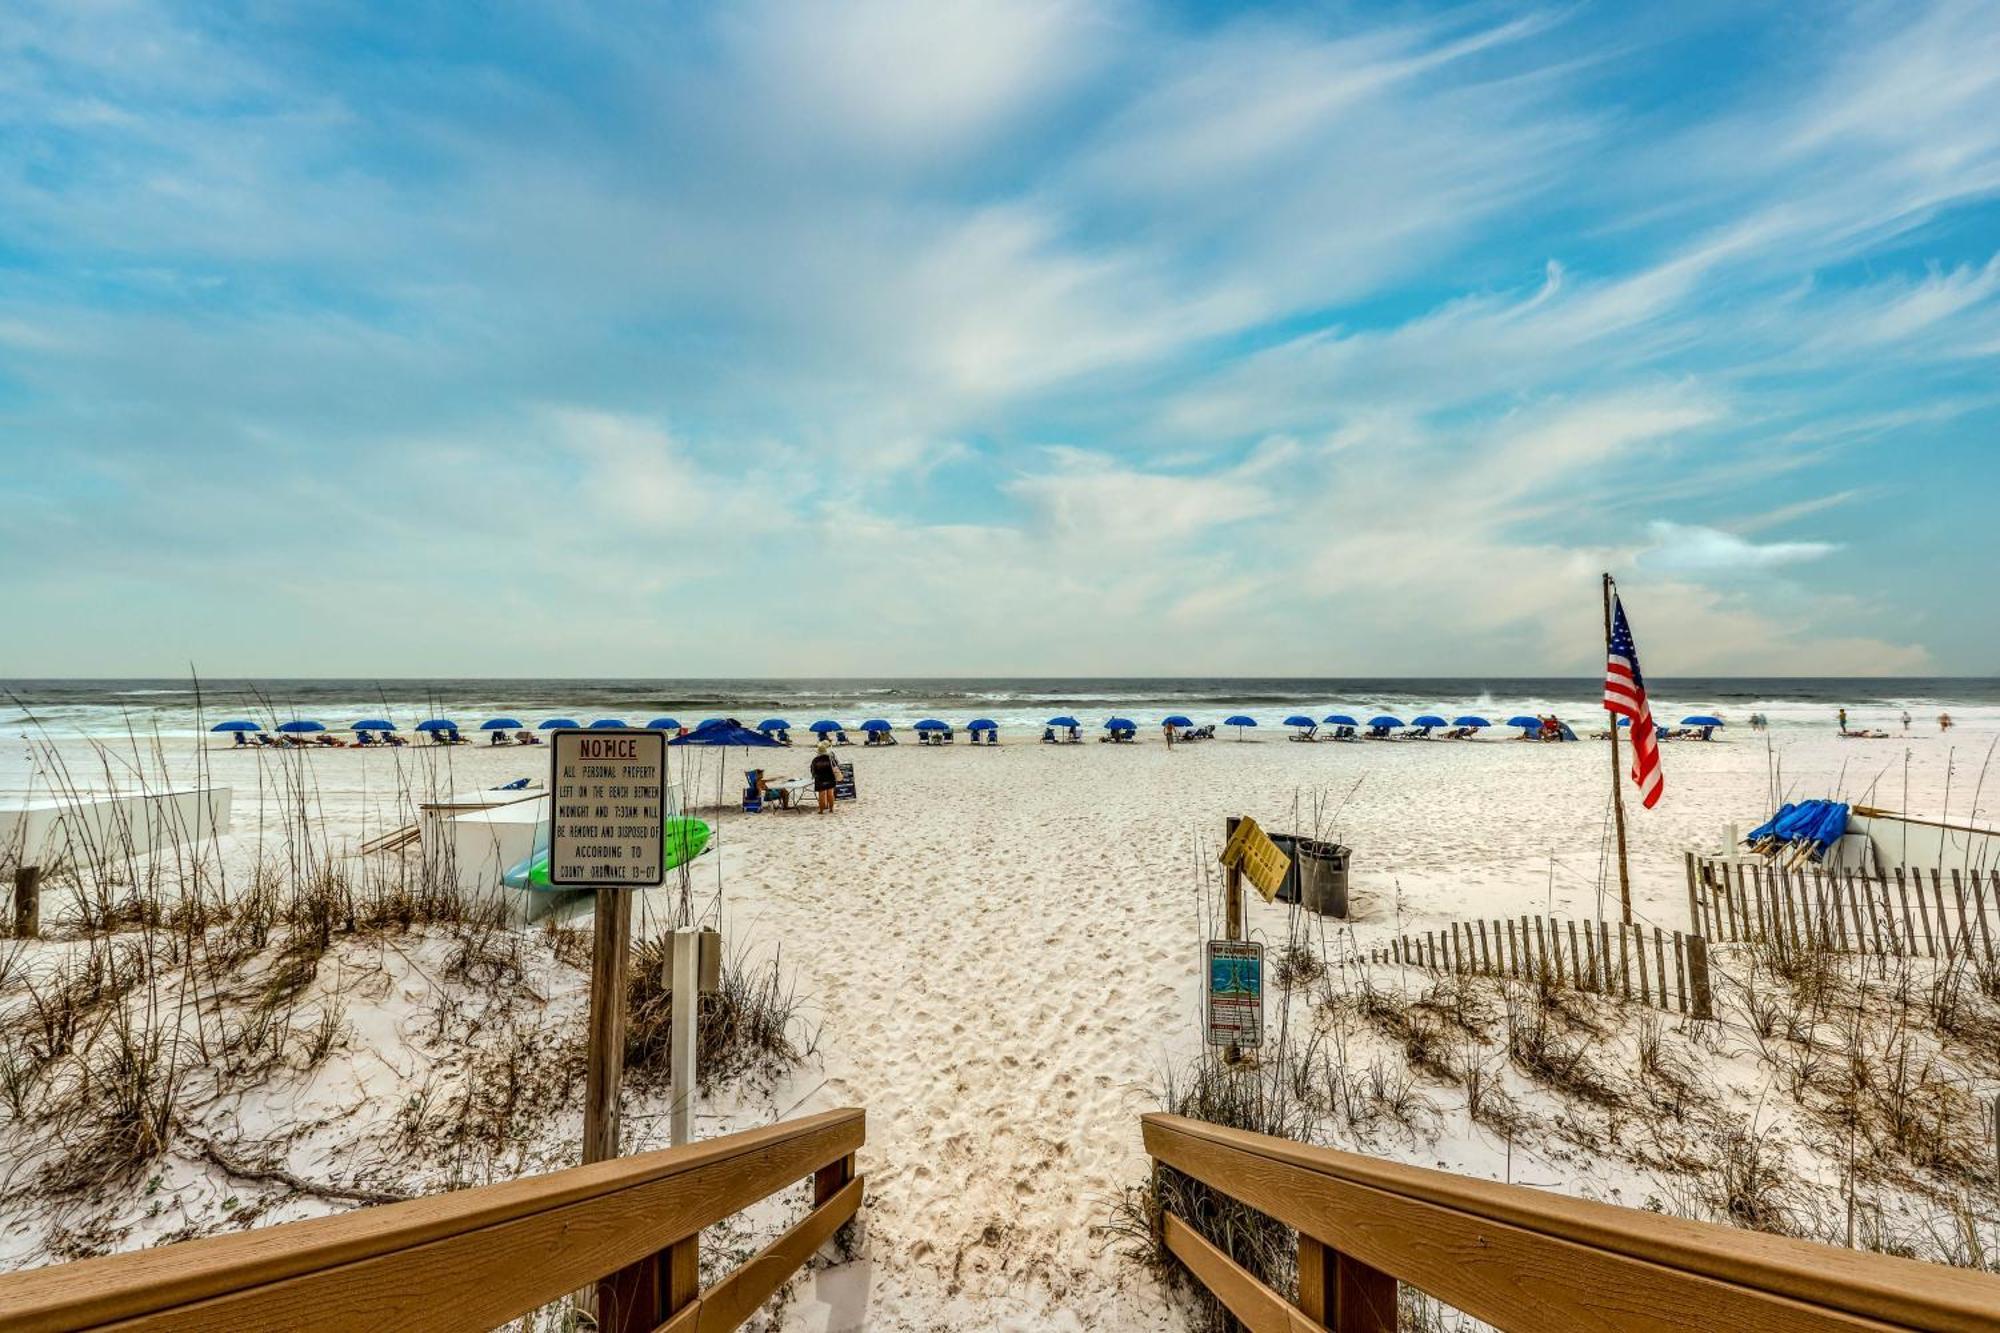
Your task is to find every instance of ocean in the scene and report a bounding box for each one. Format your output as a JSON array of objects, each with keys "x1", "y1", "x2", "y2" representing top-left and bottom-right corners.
[{"x1": 5, "y1": 677, "x2": 1998, "y2": 741}]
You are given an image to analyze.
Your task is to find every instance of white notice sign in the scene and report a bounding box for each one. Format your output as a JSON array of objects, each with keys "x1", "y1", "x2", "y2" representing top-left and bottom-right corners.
[{"x1": 549, "y1": 729, "x2": 667, "y2": 888}]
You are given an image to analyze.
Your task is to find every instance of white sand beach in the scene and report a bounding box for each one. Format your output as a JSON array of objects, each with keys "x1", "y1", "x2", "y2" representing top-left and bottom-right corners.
[{"x1": 5, "y1": 718, "x2": 1989, "y2": 1328}]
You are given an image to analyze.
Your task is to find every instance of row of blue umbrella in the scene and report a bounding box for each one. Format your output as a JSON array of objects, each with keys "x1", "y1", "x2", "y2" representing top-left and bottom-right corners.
[{"x1": 215, "y1": 710, "x2": 1730, "y2": 738}]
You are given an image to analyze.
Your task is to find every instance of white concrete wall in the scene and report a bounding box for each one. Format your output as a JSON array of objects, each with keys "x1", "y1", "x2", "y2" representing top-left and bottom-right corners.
[{"x1": 1851, "y1": 810, "x2": 2000, "y2": 878}]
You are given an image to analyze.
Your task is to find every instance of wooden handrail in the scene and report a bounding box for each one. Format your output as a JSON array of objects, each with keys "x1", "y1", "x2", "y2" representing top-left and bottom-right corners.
[
  {"x1": 0, "y1": 1108, "x2": 863, "y2": 1333},
  {"x1": 1144, "y1": 1112, "x2": 2000, "y2": 1332}
]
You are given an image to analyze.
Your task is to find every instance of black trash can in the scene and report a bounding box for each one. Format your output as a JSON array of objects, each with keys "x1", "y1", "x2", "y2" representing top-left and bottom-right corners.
[
  {"x1": 1268, "y1": 833, "x2": 1302, "y2": 904},
  {"x1": 1295, "y1": 839, "x2": 1351, "y2": 917}
]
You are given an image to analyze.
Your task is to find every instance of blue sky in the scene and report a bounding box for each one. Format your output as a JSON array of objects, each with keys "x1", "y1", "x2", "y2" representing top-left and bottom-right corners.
[{"x1": 3, "y1": 0, "x2": 1998, "y2": 677}]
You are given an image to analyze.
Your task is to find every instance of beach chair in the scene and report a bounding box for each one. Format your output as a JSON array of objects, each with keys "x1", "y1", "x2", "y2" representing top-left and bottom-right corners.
[
  {"x1": 1333, "y1": 725, "x2": 1357, "y2": 741},
  {"x1": 1066, "y1": 726, "x2": 1082, "y2": 744},
  {"x1": 232, "y1": 732, "x2": 250, "y2": 747},
  {"x1": 354, "y1": 731, "x2": 377, "y2": 747},
  {"x1": 1400, "y1": 725, "x2": 1433, "y2": 740},
  {"x1": 386, "y1": 733, "x2": 408, "y2": 747},
  {"x1": 1364, "y1": 724, "x2": 1392, "y2": 740},
  {"x1": 1042, "y1": 727, "x2": 1057, "y2": 744},
  {"x1": 742, "y1": 770, "x2": 765, "y2": 813},
  {"x1": 985, "y1": 730, "x2": 998, "y2": 746},
  {"x1": 835, "y1": 730, "x2": 851, "y2": 745},
  {"x1": 1289, "y1": 726, "x2": 1318, "y2": 743}
]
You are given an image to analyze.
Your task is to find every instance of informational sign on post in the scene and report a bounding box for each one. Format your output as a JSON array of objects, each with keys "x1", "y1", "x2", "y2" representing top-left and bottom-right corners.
[
  {"x1": 549, "y1": 729, "x2": 667, "y2": 888},
  {"x1": 1205, "y1": 939, "x2": 1264, "y2": 1048},
  {"x1": 1219, "y1": 816, "x2": 1291, "y2": 904}
]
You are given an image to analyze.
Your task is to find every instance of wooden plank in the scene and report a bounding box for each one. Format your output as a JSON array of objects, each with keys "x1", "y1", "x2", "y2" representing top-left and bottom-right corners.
[
  {"x1": 1950, "y1": 870, "x2": 1972, "y2": 961},
  {"x1": 1931, "y1": 870, "x2": 1955, "y2": 960},
  {"x1": 1976, "y1": 872, "x2": 1997, "y2": 962},
  {"x1": 585, "y1": 888, "x2": 634, "y2": 1167},
  {"x1": 1750, "y1": 863, "x2": 1768, "y2": 943},
  {"x1": 1828, "y1": 870, "x2": 1849, "y2": 952},
  {"x1": 0, "y1": 1110, "x2": 865, "y2": 1333},
  {"x1": 1478, "y1": 920, "x2": 1492, "y2": 976},
  {"x1": 1684, "y1": 853, "x2": 1701, "y2": 938},
  {"x1": 1583, "y1": 921, "x2": 1599, "y2": 994},
  {"x1": 1653, "y1": 929, "x2": 1669, "y2": 1010},
  {"x1": 1533, "y1": 916, "x2": 1550, "y2": 985},
  {"x1": 1618, "y1": 921, "x2": 1630, "y2": 998},
  {"x1": 1598, "y1": 920, "x2": 1612, "y2": 995},
  {"x1": 1333, "y1": 1250, "x2": 1396, "y2": 1333},
  {"x1": 1633, "y1": 922, "x2": 1648, "y2": 1004},
  {"x1": 1162, "y1": 1213, "x2": 1325, "y2": 1333},
  {"x1": 1506, "y1": 919, "x2": 1519, "y2": 978},
  {"x1": 1567, "y1": 920, "x2": 1584, "y2": 990},
  {"x1": 667, "y1": 1235, "x2": 700, "y2": 1320},
  {"x1": 1780, "y1": 871, "x2": 1803, "y2": 956},
  {"x1": 1672, "y1": 931, "x2": 1688, "y2": 1015},
  {"x1": 696, "y1": 1176, "x2": 863, "y2": 1333},
  {"x1": 1143, "y1": 1114, "x2": 2000, "y2": 1333},
  {"x1": 1686, "y1": 934, "x2": 1713, "y2": 1020},
  {"x1": 1724, "y1": 862, "x2": 1741, "y2": 942}
]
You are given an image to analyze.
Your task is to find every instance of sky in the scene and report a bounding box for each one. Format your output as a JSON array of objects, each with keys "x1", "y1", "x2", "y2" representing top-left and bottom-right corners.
[{"x1": 2, "y1": 0, "x2": 1998, "y2": 678}]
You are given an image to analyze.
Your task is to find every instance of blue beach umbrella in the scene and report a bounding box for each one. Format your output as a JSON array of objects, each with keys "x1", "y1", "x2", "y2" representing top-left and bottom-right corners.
[
  {"x1": 276, "y1": 720, "x2": 326, "y2": 734},
  {"x1": 211, "y1": 720, "x2": 261, "y2": 733},
  {"x1": 1103, "y1": 717, "x2": 1137, "y2": 730},
  {"x1": 588, "y1": 718, "x2": 629, "y2": 729},
  {"x1": 860, "y1": 719, "x2": 893, "y2": 733},
  {"x1": 1505, "y1": 715, "x2": 1541, "y2": 729},
  {"x1": 1046, "y1": 715, "x2": 1080, "y2": 729},
  {"x1": 539, "y1": 718, "x2": 580, "y2": 730},
  {"x1": 668, "y1": 719, "x2": 779, "y2": 748},
  {"x1": 1162, "y1": 714, "x2": 1194, "y2": 728},
  {"x1": 808, "y1": 720, "x2": 843, "y2": 734},
  {"x1": 913, "y1": 719, "x2": 949, "y2": 732},
  {"x1": 967, "y1": 718, "x2": 998, "y2": 731},
  {"x1": 756, "y1": 718, "x2": 792, "y2": 733},
  {"x1": 1368, "y1": 715, "x2": 1404, "y2": 729},
  {"x1": 1322, "y1": 714, "x2": 1358, "y2": 726},
  {"x1": 1411, "y1": 714, "x2": 1449, "y2": 727},
  {"x1": 351, "y1": 719, "x2": 396, "y2": 732},
  {"x1": 1680, "y1": 715, "x2": 1725, "y2": 727},
  {"x1": 1452, "y1": 716, "x2": 1491, "y2": 728},
  {"x1": 416, "y1": 719, "x2": 457, "y2": 733},
  {"x1": 481, "y1": 718, "x2": 525, "y2": 731},
  {"x1": 646, "y1": 717, "x2": 681, "y2": 730},
  {"x1": 1283, "y1": 715, "x2": 1317, "y2": 728},
  {"x1": 1224, "y1": 715, "x2": 1257, "y2": 739}
]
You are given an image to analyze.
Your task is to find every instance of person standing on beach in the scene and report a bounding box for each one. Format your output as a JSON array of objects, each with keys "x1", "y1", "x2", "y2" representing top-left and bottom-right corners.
[
  {"x1": 1163, "y1": 720, "x2": 1175, "y2": 750},
  {"x1": 1901, "y1": 710, "x2": 1911, "y2": 733},
  {"x1": 1940, "y1": 712, "x2": 1954, "y2": 731},
  {"x1": 1838, "y1": 707, "x2": 1848, "y2": 734},
  {"x1": 810, "y1": 741, "x2": 841, "y2": 813}
]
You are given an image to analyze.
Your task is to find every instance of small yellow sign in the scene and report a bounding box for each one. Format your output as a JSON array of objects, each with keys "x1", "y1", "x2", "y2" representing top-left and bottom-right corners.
[{"x1": 1219, "y1": 817, "x2": 1291, "y2": 903}]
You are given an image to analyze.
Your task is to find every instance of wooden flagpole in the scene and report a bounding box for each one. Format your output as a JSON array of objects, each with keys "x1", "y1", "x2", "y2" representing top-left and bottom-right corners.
[{"x1": 1604, "y1": 572, "x2": 1633, "y2": 924}]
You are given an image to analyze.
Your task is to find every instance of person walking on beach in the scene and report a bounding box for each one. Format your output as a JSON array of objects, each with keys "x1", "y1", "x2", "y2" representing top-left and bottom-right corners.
[
  {"x1": 1163, "y1": 720, "x2": 1175, "y2": 750},
  {"x1": 1940, "y1": 712, "x2": 1954, "y2": 731},
  {"x1": 1838, "y1": 707, "x2": 1848, "y2": 734},
  {"x1": 1901, "y1": 710, "x2": 1911, "y2": 733},
  {"x1": 809, "y1": 741, "x2": 841, "y2": 813}
]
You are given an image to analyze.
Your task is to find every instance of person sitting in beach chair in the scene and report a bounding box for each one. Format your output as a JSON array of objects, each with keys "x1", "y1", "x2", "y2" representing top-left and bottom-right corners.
[
  {"x1": 1042, "y1": 726, "x2": 1057, "y2": 744},
  {"x1": 1067, "y1": 725, "x2": 1083, "y2": 744},
  {"x1": 232, "y1": 731, "x2": 251, "y2": 747},
  {"x1": 835, "y1": 729, "x2": 852, "y2": 745},
  {"x1": 515, "y1": 729, "x2": 541, "y2": 746},
  {"x1": 1332, "y1": 725, "x2": 1357, "y2": 740},
  {"x1": 354, "y1": 730, "x2": 377, "y2": 747},
  {"x1": 1539, "y1": 716, "x2": 1562, "y2": 742},
  {"x1": 1365, "y1": 723, "x2": 1393, "y2": 740},
  {"x1": 489, "y1": 729, "x2": 507, "y2": 746},
  {"x1": 384, "y1": 731, "x2": 408, "y2": 747},
  {"x1": 1400, "y1": 724, "x2": 1433, "y2": 740}
]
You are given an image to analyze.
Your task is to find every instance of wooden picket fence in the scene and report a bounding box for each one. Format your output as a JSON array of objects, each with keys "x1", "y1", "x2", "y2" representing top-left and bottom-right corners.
[
  {"x1": 1368, "y1": 913, "x2": 1713, "y2": 1019},
  {"x1": 1687, "y1": 852, "x2": 1999, "y2": 963}
]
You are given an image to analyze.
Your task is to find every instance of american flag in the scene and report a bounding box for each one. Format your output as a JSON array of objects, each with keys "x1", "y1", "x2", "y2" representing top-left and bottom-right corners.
[{"x1": 1604, "y1": 593, "x2": 1663, "y2": 809}]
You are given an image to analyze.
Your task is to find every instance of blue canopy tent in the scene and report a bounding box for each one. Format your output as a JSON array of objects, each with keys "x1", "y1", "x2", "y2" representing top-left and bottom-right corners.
[
  {"x1": 1223, "y1": 714, "x2": 1257, "y2": 740},
  {"x1": 668, "y1": 719, "x2": 780, "y2": 747},
  {"x1": 808, "y1": 720, "x2": 844, "y2": 734},
  {"x1": 276, "y1": 720, "x2": 325, "y2": 734},
  {"x1": 646, "y1": 718, "x2": 681, "y2": 730},
  {"x1": 539, "y1": 718, "x2": 580, "y2": 730},
  {"x1": 1162, "y1": 714, "x2": 1194, "y2": 728},
  {"x1": 480, "y1": 718, "x2": 524, "y2": 731},
  {"x1": 588, "y1": 719, "x2": 630, "y2": 729},
  {"x1": 351, "y1": 719, "x2": 396, "y2": 732},
  {"x1": 1452, "y1": 716, "x2": 1491, "y2": 728},
  {"x1": 211, "y1": 720, "x2": 261, "y2": 732}
]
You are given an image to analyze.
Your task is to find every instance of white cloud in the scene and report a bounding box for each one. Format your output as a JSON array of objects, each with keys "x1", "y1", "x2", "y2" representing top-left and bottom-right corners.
[{"x1": 1637, "y1": 522, "x2": 1838, "y2": 576}]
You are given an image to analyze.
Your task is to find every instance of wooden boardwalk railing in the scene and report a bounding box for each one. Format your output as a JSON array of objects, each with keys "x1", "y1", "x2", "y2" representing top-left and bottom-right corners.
[
  {"x1": 1143, "y1": 1112, "x2": 2000, "y2": 1332},
  {"x1": 0, "y1": 1108, "x2": 863, "y2": 1333}
]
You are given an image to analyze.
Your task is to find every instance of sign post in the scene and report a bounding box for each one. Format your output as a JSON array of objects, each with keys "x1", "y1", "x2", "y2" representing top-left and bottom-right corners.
[
  {"x1": 550, "y1": 729, "x2": 668, "y2": 1167},
  {"x1": 1215, "y1": 815, "x2": 1288, "y2": 1062}
]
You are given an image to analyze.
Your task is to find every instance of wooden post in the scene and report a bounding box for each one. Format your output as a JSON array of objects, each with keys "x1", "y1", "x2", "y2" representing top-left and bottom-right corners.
[
  {"x1": 1684, "y1": 852, "x2": 1702, "y2": 937},
  {"x1": 670, "y1": 927, "x2": 700, "y2": 1147},
  {"x1": 1672, "y1": 931, "x2": 1688, "y2": 1015},
  {"x1": 11, "y1": 864, "x2": 39, "y2": 939},
  {"x1": 1298, "y1": 1234, "x2": 1332, "y2": 1322},
  {"x1": 1477, "y1": 920, "x2": 1492, "y2": 975},
  {"x1": 1334, "y1": 1251, "x2": 1397, "y2": 1333},
  {"x1": 1687, "y1": 934, "x2": 1714, "y2": 1020},
  {"x1": 816, "y1": 1150, "x2": 858, "y2": 1245},
  {"x1": 1974, "y1": 871, "x2": 1996, "y2": 961},
  {"x1": 1505, "y1": 919, "x2": 1519, "y2": 977},
  {"x1": 1634, "y1": 923, "x2": 1650, "y2": 1005},
  {"x1": 1618, "y1": 921, "x2": 1631, "y2": 997},
  {"x1": 1653, "y1": 928, "x2": 1669, "y2": 1008},
  {"x1": 583, "y1": 888, "x2": 632, "y2": 1167},
  {"x1": 1604, "y1": 574, "x2": 1633, "y2": 923},
  {"x1": 1567, "y1": 920, "x2": 1584, "y2": 989},
  {"x1": 1223, "y1": 817, "x2": 1243, "y2": 1063}
]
